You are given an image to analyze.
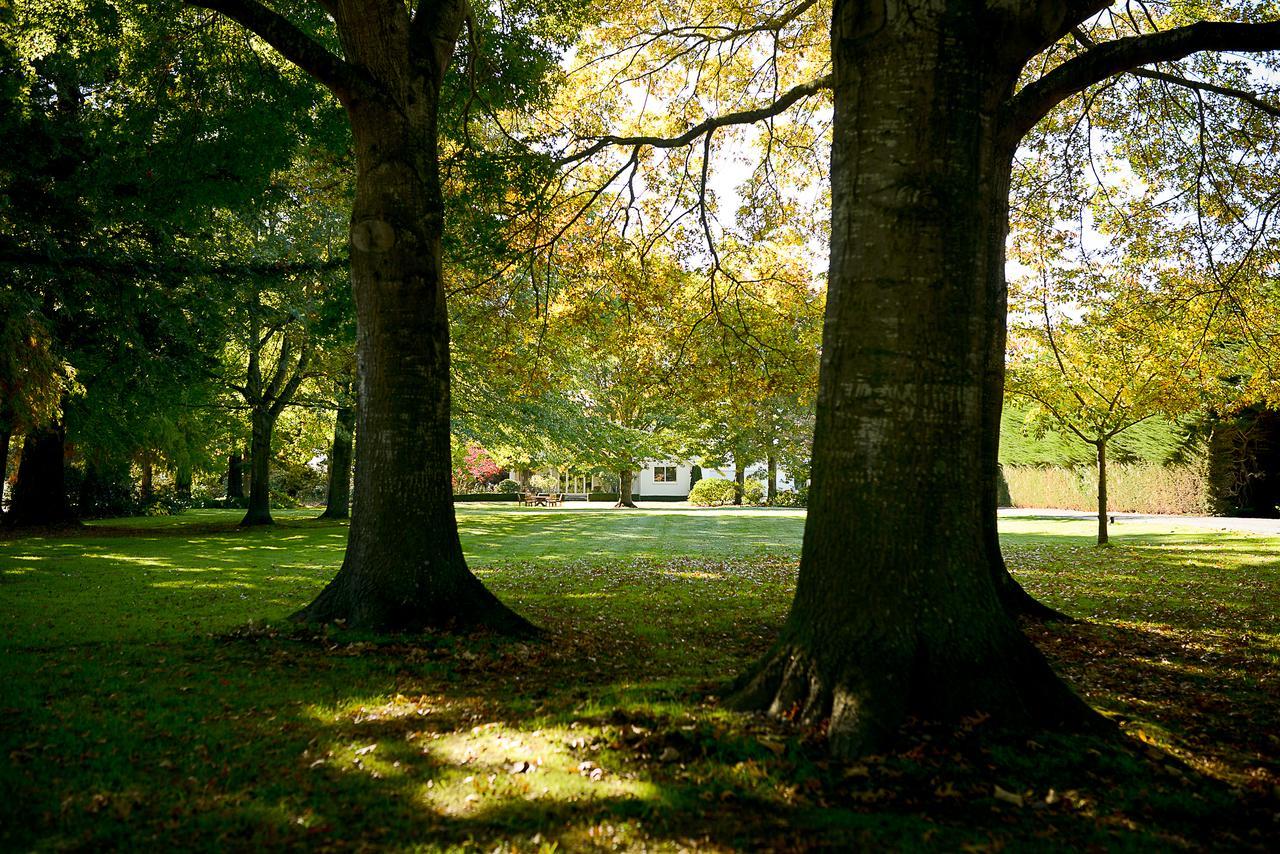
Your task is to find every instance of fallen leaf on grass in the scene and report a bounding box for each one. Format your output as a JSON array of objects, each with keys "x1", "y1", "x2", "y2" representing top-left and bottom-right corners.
[{"x1": 993, "y1": 785, "x2": 1024, "y2": 807}]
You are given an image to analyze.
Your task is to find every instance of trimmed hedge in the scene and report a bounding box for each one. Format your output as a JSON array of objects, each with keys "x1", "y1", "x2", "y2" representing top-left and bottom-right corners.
[
  {"x1": 452, "y1": 493, "x2": 520, "y2": 502},
  {"x1": 1001, "y1": 462, "x2": 1210, "y2": 515}
]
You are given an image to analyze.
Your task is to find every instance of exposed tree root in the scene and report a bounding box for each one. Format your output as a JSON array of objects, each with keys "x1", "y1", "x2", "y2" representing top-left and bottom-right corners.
[
  {"x1": 728, "y1": 632, "x2": 1110, "y2": 759},
  {"x1": 292, "y1": 565, "x2": 538, "y2": 637}
]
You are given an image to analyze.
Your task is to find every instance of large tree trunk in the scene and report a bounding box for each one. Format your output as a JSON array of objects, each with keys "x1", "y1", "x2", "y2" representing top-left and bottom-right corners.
[
  {"x1": 293, "y1": 74, "x2": 531, "y2": 634},
  {"x1": 0, "y1": 423, "x2": 10, "y2": 507},
  {"x1": 241, "y1": 410, "x2": 274, "y2": 526},
  {"x1": 1096, "y1": 440, "x2": 1109, "y2": 545},
  {"x1": 6, "y1": 424, "x2": 72, "y2": 527},
  {"x1": 227, "y1": 449, "x2": 244, "y2": 502},
  {"x1": 614, "y1": 469, "x2": 637, "y2": 508},
  {"x1": 767, "y1": 455, "x2": 778, "y2": 504},
  {"x1": 982, "y1": 289, "x2": 1070, "y2": 621},
  {"x1": 729, "y1": 1, "x2": 1098, "y2": 756},
  {"x1": 319, "y1": 382, "x2": 357, "y2": 520}
]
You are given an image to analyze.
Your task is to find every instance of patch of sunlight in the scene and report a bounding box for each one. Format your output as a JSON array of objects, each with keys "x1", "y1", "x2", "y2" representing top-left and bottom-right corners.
[
  {"x1": 303, "y1": 701, "x2": 659, "y2": 819},
  {"x1": 5, "y1": 555, "x2": 45, "y2": 561},
  {"x1": 0, "y1": 565, "x2": 36, "y2": 576},
  {"x1": 416, "y1": 724, "x2": 656, "y2": 817},
  {"x1": 82, "y1": 553, "x2": 174, "y2": 568},
  {"x1": 565, "y1": 592, "x2": 613, "y2": 600}
]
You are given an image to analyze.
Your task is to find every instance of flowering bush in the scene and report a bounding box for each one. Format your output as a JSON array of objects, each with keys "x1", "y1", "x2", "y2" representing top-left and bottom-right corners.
[{"x1": 452, "y1": 443, "x2": 503, "y2": 493}]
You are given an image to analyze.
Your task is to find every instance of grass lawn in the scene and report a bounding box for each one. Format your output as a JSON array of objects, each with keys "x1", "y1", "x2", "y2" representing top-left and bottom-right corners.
[{"x1": 1, "y1": 506, "x2": 1277, "y2": 850}]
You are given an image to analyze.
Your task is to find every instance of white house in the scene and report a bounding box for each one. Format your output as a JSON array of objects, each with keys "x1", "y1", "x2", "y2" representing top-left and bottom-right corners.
[
  {"x1": 634, "y1": 460, "x2": 799, "y2": 499},
  {"x1": 534, "y1": 460, "x2": 801, "y2": 500}
]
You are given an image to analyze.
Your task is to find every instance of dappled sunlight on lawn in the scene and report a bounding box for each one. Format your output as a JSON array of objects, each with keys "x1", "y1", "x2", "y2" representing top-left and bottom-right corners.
[{"x1": 2, "y1": 507, "x2": 1278, "y2": 849}]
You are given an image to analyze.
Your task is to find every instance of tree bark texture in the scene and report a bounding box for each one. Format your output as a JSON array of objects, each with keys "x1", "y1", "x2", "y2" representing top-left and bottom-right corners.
[
  {"x1": 319, "y1": 382, "x2": 356, "y2": 520},
  {"x1": 1096, "y1": 440, "x2": 1109, "y2": 545},
  {"x1": 767, "y1": 455, "x2": 778, "y2": 503},
  {"x1": 292, "y1": 4, "x2": 532, "y2": 633},
  {"x1": 729, "y1": 0, "x2": 1100, "y2": 756},
  {"x1": 0, "y1": 424, "x2": 10, "y2": 506},
  {"x1": 733, "y1": 457, "x2": 745, "y2": 506},
  {"x1": 241, "y1": 410, "x2": 275, "y2": 526},
  {"x1": 6, "y1": 424, "x2": 71, "y2": 527},
  {"x1": 614, "y1": 469, "x2": 637, "y2": 508}
]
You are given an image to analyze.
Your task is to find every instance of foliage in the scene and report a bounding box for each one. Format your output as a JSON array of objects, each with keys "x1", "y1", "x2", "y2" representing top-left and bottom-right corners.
[
  {"x1": 452, "y1": 442, "x2": 504, "y2": 493},
  {"x1": 742, "y1": 478, "x2": 766, "y2": 506},
  {"x1": 0, "y1": 508, "x2": 1276, "y2": 849},
  {"x1": 688, "y1": 477, "x2": 738, "y2": 507},
  {"x1": 529, "y1": 474, "x2": 558, "y2": 493},
  {"x1": 770, "y1": 487, "x2": 807, "y2": 508},
  {"x1": 496, "y1": 479, "x2": 522, "y2": 494}
]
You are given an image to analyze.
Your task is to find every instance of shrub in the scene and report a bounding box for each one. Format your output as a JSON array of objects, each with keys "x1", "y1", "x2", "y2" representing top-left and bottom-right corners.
[
  {"x1": 496, "y1": 479, "x2": 522, "y2": 494},
  {"x1": 688, "y1": 478, "x2": 737, "y2": 507},
  {"x1": 770, "y1": 488, "x2": 807, "y2": 507},
  {"x1": 742, "y1": 478, "x2": 766, "y2": 506}
]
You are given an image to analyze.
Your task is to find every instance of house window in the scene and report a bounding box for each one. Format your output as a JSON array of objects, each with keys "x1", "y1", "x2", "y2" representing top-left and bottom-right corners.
[{"x1": 653, "y1": 466, "x2": 678, "y2": 483}]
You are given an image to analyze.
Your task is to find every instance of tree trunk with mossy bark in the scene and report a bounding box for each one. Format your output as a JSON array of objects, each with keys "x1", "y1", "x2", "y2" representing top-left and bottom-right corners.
[
  {"x1": 0, "y1": 423, "x2": 10, "y2": 503},
  {"x1": 227, "y1": 449, "x2": 244, "y2": 502},
  {"x1": 983, "y1": 309, "x2": 1070, "y2": 622},
  {"x1": 241, "y1": 410, "x2": 276, "y2": 526},
  {"x1": 229, "y1": 0, "x2": 533, "y2": 633},
  {"x1": 319, "y1": 381, "x2": 356, "y2": 520},
  {"x1": 6, "y1": 424, "x2": 72, "y2": 527},
  {"x1": 728, "y1": 0, "x2": 1112, "y2": 757},
  {"x1": 615, "y1": 469, "x2": 637, "y2": 508}
]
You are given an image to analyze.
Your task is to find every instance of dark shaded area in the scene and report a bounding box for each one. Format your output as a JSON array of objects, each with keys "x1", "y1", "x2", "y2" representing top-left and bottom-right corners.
[
  {"x1": 1208, "y1": 408, "x2": 1280, "y2": 518},
  {"x1": 4, "y1": 426, "x2": 71, "y2": 527}
]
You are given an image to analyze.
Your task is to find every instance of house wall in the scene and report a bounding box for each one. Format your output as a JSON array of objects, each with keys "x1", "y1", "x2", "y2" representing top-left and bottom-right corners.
[
  {"x1": 636, "y1": 464, "x2": 690, "y2": 497},
  {"x1": 635, "y1": 462, "x2": 801, "y2": 497}
]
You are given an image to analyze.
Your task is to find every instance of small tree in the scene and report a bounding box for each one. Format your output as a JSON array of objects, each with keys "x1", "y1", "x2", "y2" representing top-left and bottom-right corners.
[{"x1": 1007, "y1": 261, "x2": 1217, "y2": 543}]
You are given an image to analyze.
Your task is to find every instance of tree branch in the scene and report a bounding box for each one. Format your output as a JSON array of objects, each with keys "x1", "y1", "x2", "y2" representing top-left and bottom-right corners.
[
  {"x1": 411, "y1": 0, "x2": 468, "y2": 79},
  {"x1": 556, "y1": 74, "x2": 832, "y2": 167},
  {"x1": 1006, "y1": 20, "x2": 1280, "y2": 140},
  {"x1": 1128, "y1": 67, "x2": 1280, "y2": 118},
  {"x1": 184, "y1": 0, "x2": 372, "y2": 102}
]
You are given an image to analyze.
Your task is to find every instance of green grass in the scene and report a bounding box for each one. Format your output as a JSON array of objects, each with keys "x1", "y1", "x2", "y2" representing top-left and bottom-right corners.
[{"x1": 1, "y1": 507, "x2": 1277, "y2": 851}]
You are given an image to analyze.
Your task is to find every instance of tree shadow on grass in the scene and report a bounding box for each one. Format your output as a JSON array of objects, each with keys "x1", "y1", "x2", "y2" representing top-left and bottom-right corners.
[
  {"x1": 1030, "y1": 618, "x2": 1279, "y2": 790},
  {"x1": 2, "y1": 619, "x2": 1275, "y2": 852}
]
